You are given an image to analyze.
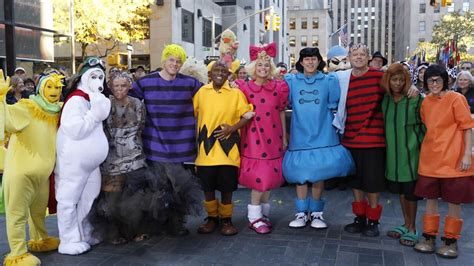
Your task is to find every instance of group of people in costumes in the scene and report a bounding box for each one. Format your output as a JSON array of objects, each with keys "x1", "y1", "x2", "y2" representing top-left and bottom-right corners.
[{"x1": 0, "y1": 28, "x2": 473, "y2": 265}]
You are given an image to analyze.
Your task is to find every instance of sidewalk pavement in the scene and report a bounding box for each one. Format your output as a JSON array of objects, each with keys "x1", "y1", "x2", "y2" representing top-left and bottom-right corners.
[{"x1": 1, "y1": 186, "x2": 474, "y2": 265}]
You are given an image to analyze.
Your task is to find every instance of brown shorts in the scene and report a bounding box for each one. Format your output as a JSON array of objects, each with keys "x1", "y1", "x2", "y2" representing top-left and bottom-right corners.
[{"x1": 415, "y1": 175, "x2": 474, "y2": 204}]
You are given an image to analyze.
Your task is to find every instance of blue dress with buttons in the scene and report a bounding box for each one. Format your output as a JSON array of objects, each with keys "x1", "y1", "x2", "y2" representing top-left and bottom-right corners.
[{"x1": 282, "y1": 72, "x2": 355, "y2": 184}]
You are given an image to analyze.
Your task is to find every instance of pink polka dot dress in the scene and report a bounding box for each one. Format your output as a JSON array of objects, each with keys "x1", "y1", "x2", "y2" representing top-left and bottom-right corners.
[{"x1": 235, "y1": 79, "x2": 289, "y2": 192}]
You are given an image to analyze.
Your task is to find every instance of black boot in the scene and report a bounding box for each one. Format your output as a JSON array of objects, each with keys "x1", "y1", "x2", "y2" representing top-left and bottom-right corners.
[
  {"x1": 344, "y1": 216, "x2": 367, "y2": 233},
  {"x1": 362, "y1": 219, "x2": 380, "y2": 237}
]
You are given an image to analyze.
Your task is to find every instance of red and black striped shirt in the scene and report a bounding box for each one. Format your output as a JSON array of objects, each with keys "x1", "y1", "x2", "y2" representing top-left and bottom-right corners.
[{"x1": 342, "y1": 68, "x2": 386, "y2": 148}]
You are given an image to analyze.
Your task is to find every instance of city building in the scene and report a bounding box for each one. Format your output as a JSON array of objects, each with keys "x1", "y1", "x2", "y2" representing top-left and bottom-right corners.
[
  {"x1": 329, "y1": 0, "x2": 396, "y2": 63},
  {"x1": 394, "y1": 0, "x2": 474, "y2": 61},
  {"x1": 287, "y1": 0, "x2": 331, "y2": 68}
]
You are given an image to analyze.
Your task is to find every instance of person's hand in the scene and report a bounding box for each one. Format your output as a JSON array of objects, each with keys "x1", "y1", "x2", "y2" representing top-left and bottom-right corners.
[
  {"x1": 0, "y1": 70, "x2": 11, "y2": 97},
  {"x1": 407, "y1": 85, "x2": 419, "y2": 98},
  {"x1": 89, "y1": 92, "x2": 111, "y2": 122},
  {"x1": 214, "y1": 124, "x2": 234, "y2": 140},
  {"x1": 460, "y1": 154, "x2": 472, "y2": 171},
  {"x1": 282, "y1": 137, "x2": 288, "y2": 151}
]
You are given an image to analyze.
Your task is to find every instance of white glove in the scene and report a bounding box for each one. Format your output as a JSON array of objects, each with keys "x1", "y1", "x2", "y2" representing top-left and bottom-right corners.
[{"x1": 89, "y1": 92, "x2": 111, "y2": 122}]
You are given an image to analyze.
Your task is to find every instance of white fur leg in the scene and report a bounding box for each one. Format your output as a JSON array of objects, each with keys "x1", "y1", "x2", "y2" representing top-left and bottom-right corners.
[
  {"x1": 77, "y1": 168, "x2": 101, "y2": 244},
  {"x1": 58, "y1": 241, "x2": 91, "y2": 255}
]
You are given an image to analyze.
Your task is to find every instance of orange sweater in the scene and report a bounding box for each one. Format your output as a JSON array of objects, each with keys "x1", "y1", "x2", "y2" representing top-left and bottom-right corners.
[{"x1": 419, "y1": 92, "x2": 474, "y2": 178}]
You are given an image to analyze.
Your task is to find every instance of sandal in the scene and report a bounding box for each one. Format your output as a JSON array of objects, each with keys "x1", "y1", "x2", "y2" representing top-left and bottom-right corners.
[
  {"x1": 387, "y1": 225, "x2": 408, "y2": 239},
  {"x1": 248, "y1": 218, "x2": 271, "y2": 234},
  {"x1": 111, "y1": 237, "x2": 127, "y2": 245},
  {"x1": 133, "y1": 234, "x2": 150, "y2": 242},
  {"x1": 400, "y1": 231, "x2": 419, "y2": 247}
]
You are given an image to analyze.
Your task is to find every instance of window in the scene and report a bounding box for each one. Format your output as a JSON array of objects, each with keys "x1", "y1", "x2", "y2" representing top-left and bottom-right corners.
[
  {"x1": 312, "y1": 35, "x2": 319, "y2": 47},
  {"x1": 181, "y1": 9, "x2": 194, "y2": 43},
  {"x1": 301, "y1": 18, "x2": 307, "y2": 29},
  {"x1": 419, "y1": 3, "x2": 426, "y2": 13},
  {"x1": 312, "y1": 17, "x2": 319, "y2": 29},
  {"x1": 419, "y1": 21, "x2": 426, "y2": 32},
  {"x1": 434, "y1": 5, "x2": 440, "y2": 13},
  {"x1": 289, "y1": 36, "x2": 296, "y2": 47},
  {"x1": 462, "y1": 1, "x2": 470, "y2": 12},
  {"x1": 448, "y1": 4, "x2": 455, "y2": 12},
  {"x1": 289, "y1": 18, "x2": 296, "y2": 30},
  {"x1": 301, "y1": 36, "x2": 307, "y2": 47},
  {"x1": 202, "y1": 18, "x2": 212, "y2": 47}
]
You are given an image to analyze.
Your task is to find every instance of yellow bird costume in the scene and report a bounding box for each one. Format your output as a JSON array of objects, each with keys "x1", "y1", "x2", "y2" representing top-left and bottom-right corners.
[{"x1": 0, "y1": 70, "x2": 63, "y2": 266}]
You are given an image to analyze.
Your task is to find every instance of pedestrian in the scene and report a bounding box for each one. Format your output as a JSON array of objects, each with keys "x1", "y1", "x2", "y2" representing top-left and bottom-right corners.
[
  {"x1": 130, "y1": 44, "x2": 203, "y2": 236},
  {"x1": 283, "y1": 47, "x2": 355, "y2": 229},
  {"x1": 23, "y1": 78, "x2": 36, "y2": 95},
  {"x1": 194, "y1": 60, "x2": 254, "y2": 236},
  {"x1": 235, "y1": 43, "x2": 289, "y2": 234},
  {"x1": 414, "y1": 63, "x2": 429, "y2": 95},
  {"x1": 14, "y1": 67, "x2": 27, "y2": 79},
  {"x1": 88, "y1": 72, "x2": 152, "y2": 245},
  {"x1": 381, "y1": 64, "x2": 424, "y2": 247},
  {"x1": 338, "y1": 43, "x2": 388, "y2": 237},
  {"x1": 236, "y1": 65, "x2": 249, "y2": 81},
  {"x1": 6, "y1": 76, "x2": 31, "y2": 104},
  {"x1": 368, "y1": 51, "x2": 388, "y2": 70},
  {"x1": 455, "y1": 71, "x2": 474, "y2": 113},
  {"x1": 414, "y1": 64, "x2": 474, "y2": 259}
]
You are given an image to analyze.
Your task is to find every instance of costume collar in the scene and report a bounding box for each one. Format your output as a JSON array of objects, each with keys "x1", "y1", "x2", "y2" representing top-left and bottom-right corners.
[
  {"x1": 204, "y1": 81, "x2": 232, "y2": 92},
  {"x1": 247, "y1": 79, "x2": 276, "y2": 93},
  {"x1": 295, "y1": 71, "x2": 324, "y2": 84}
]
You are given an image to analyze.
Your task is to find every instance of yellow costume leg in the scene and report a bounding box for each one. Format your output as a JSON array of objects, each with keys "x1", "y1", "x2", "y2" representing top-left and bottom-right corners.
[
  {"x1": 27, "y1": 177, "x2": 60, "y2": 252},
  {"x1": 3, "y1": 170, "x2": 40, "y2": 265}
]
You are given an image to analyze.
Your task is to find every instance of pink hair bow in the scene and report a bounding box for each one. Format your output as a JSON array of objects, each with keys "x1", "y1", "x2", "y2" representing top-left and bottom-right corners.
[{"x1": 249, "y1": 42, "x2": 276, "y2": 61}]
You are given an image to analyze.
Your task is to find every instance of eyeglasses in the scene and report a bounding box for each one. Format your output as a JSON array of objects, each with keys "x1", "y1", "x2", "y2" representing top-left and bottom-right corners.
[
  {"x1": 427, "y1": 77, "x2": 442, "y2": 85},
  {"x1": 460, "y1": 67, "x2": 471, "y2": 70},
  {"x1": 85, "y1": 57, "x2": 106, "y2": 70}
]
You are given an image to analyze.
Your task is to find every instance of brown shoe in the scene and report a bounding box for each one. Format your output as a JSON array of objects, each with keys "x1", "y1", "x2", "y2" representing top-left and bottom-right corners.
[
  {"x1": 197, "y1": 216, "x2": 219, "y2": 234},
  {"x1": 436, "y1": 237, "x2": 458, "y2": 259},
  {"x1": 220, "y1": 218, "x2": 238, "y2": 236},
  {"x1": 414, "y1": 233, "x2": 436, "y2": 254}
]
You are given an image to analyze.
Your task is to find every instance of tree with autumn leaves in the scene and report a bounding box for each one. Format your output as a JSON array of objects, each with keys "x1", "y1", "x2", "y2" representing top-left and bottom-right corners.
[
  {"x1": 53, "y1": 0, "x2": 155, "y2": 59},
  {"x1": 431, "y1": 11, "x2": 473, "y2": 62}
]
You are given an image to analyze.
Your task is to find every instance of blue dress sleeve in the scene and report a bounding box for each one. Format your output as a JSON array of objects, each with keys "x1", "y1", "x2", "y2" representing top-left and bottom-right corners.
[{"x1": 327, "y1": 73, "x2": 340, "y2": 110}]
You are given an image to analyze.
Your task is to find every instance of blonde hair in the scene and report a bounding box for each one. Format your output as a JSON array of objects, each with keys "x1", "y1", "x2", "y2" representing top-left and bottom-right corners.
[
  {"x1": 161, "y1": 44, "x2": 187, "y2": 63},
  {"x1": 245, "y1": 58, "x2": 277, "y2": 80}
]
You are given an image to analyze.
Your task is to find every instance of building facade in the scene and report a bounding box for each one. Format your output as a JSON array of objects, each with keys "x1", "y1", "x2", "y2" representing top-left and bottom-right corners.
[
  {"x1": 287, "y1": 0, "x2": 331, "y2": 68},
  {"x1": 394, "y1": 0, "x2": 474, "y2": 61},
  {"x1": 329, "y1": 0, "x2": 396, "y2": 63}
]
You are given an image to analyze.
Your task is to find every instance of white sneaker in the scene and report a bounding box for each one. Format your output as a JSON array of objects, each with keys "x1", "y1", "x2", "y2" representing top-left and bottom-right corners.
[
  {"x1": 289, "y1": 212, "x2": 308, "y2": 228},
  {"x1": 310, "y1": 212, "x2": 328, "y2": 229}
]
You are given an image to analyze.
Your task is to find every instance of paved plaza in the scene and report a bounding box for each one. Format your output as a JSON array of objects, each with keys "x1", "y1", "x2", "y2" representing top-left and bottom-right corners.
[{"x1": 1, "y1": 186, "x2": 474, "y2": 265}]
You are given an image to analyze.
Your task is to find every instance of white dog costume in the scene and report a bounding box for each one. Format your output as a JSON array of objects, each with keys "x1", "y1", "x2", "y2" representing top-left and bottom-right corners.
[{"x1": 55, "y1": 59, "x2": 111, "y2": 255}]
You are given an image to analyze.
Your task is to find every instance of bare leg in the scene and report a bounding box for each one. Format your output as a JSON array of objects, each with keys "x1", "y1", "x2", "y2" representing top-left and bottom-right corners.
[
  {"x1": 353, "y1": 188, "x2": 365, "y2": 202},
  {"x1": 425, "y1": 199, "x2": 438, "y2": 215},
  {"x1": 251, "y1": 190, "x2": 263, "y2": 205},
  {"x1": 447, "y1": 203, "x2": 461, "y2": 219},
  {"x1": 296, "y1": 184, "x2": 308, "y2": 199},
  {"x1": 367, "y1": 192, "x2": 379, "y2": 208},
  {"x1": 311, "y1": 181, "x2": 324, "y2": 200}
]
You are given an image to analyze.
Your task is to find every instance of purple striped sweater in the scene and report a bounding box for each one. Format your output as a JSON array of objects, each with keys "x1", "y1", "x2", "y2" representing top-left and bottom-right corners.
[{"x1": 131, "y1": 72, "x2": 202, "y2": 163}]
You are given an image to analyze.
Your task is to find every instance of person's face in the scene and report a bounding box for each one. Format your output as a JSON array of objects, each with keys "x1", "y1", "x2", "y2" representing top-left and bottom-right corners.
[
  {"x1": 14, "y1": 79, "x2": 24, "y2": 92},
  {"x1": 389, "y1": 73, "x2": 405, "y2": 96},
  {"x1": 418, "y1": 68, "x2": 426, "y2": 82},
  {"x1": 301, "y1": 56, "x2": 319, "y2": 74},
  {"x1": 255, "y1": 59, "x2": 272, "y2": 79},
  {"x1": 163, "y1": 56, "x2": 182, "y2": 76},
  {"x1": 15, "y1": 70, "x2": 26, "y2": 78},
  {"x1": 24, "y1": 82, "x2": 35, "y2": 92},
  {"x1": 210, "y1": 64, "x2": 229, "y2": 87},
  {"x1": 427, "y1": 75, "x2": 444, "y2": 96},
  {"x1": 238, "y1": 68, "x2": 248, "y2": 80},
  {"x1": 460, "y1": 63, "x2": 471, "y2": 72},
  {"x1": 135, "y1": 68, "x2": 145, "y2": 79},
  {"x1": 112, "y1": 77, "x2": 131, "y2": 101},
  {"x1": 457, "y1": 75, "x2": 472, "y2": 89},
  {"x1": 369, "y1": 57, "x2": 384, "y2": 69},
  {"x1": 349, "y1": 47, "x2": 370, "y2": 69},
  {"x1": 43, "y1": 80, "x2": 62, "y2": 103}
]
